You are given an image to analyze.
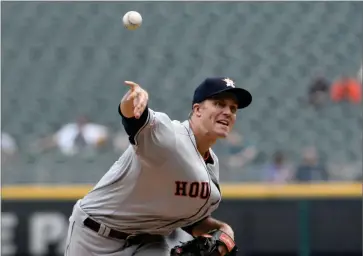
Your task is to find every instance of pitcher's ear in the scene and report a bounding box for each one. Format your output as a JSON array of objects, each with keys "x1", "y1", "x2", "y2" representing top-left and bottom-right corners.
[{"x1": 192, "y1": 103, "x2": 203, "y2": 118}]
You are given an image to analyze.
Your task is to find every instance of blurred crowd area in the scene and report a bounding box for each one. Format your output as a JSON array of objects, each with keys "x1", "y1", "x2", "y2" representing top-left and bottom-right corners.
[{"x1": 2, "y1": 2, "x2": 362, "y2": 184}]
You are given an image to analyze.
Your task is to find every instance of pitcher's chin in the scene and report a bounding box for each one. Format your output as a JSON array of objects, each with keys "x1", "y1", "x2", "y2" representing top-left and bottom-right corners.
[{"x1": 215, "y1": 130, "x2": 229, "y2": 139}]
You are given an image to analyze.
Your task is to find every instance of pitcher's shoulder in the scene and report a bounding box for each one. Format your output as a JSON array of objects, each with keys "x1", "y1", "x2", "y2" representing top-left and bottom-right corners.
[{"x1": 171, "y1": 120, "x2": 191, "y2": 135}]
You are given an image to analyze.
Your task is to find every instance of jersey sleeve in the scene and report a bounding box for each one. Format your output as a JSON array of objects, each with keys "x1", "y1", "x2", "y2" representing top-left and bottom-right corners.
[{"x1": 118, "y1": 104, "x2": 176, "y2": 156}]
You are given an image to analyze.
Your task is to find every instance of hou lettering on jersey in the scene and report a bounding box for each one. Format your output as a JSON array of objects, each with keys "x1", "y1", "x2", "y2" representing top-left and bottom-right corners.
[{"x1": 174, "y1": 181, "x2": 210, "y2": 199}]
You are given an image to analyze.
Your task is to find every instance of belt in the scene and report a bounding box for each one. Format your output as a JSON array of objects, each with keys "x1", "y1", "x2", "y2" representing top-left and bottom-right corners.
[
  {"x1": 84, "y1": 217, "x2": 131, "y2": 240},
  {"x1": 83, "y1": 217, "x2": 161, "y2": 244}
]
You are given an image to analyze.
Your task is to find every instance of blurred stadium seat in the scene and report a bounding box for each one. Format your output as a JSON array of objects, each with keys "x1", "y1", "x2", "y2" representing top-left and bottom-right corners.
[{"x1": 2, "y1": 2, "x2": 362, "y2": 183}]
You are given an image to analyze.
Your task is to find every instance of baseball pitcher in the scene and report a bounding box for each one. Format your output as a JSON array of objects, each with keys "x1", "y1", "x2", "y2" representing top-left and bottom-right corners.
[{"x1": 64, "y1": 77, "x2": 252, "y2": 256}]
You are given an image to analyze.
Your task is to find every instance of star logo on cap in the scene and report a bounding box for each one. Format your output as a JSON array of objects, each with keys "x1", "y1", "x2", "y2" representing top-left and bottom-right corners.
[{"x1": 223, "y1": 78, "x2": 235, "y2": 88}]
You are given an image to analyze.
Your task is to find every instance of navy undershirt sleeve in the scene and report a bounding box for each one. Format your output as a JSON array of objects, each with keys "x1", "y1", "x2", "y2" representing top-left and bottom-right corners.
[{"x1": 118, "y1": 104, "x2": 149, "y2": 144}]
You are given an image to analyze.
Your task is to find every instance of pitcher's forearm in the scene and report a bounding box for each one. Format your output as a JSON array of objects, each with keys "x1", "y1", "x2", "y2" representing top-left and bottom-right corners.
[{"x1": 191, "y1": 216, "x2": 234, "y2": 240}]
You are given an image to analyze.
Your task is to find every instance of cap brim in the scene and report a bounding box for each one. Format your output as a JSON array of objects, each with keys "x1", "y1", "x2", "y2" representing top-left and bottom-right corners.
[{"x1": 209, "y1": 87, "x2": 252, "y2": 109}]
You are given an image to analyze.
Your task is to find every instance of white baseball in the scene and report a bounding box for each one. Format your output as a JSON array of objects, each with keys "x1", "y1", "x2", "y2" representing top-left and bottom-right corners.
[{"x1": 123, "y1": 11, "x2": 142, "y2": 30}]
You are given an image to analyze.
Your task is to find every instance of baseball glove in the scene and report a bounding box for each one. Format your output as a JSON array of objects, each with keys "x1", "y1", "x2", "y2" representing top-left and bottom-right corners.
[{"x1": 170, "y1": 229, "x2": 238, "y2": 256}]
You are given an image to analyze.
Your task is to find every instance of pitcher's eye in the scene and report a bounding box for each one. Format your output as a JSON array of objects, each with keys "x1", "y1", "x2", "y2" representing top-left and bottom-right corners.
[
  {"x1": 230, "y1": 106, "x2": 237, "y2": 114},
  {"x1": 214, "y1": 100, "x2": 225, "y2": 108}
]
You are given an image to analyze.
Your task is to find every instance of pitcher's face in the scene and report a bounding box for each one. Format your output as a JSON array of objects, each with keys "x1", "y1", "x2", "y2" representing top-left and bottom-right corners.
[{"x1": 196, "y1": 93, "x2": 238, "y2": 139}]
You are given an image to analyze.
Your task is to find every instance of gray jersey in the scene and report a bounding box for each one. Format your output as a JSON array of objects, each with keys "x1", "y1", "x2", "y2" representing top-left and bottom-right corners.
[{"x1": 80, "y1": 108, "x2": 221, "y2": 235}]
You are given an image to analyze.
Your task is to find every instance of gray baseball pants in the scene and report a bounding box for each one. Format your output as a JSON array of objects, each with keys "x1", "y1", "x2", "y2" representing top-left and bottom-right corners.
[{"x1": 64, "y1": 201, "x2": 185, "y2": 256}]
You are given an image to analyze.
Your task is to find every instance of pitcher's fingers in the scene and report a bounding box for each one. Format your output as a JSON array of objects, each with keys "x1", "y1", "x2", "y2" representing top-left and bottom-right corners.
[
  {"x1": 133, "y1": 101, "x2": 144, "y2": 114},
  {"x1": 135, "y1": 101, "x2": 146, "y2": 113},
  {"x1": 124, "y1": 81, "x2": 139, "y2": 88},
  {"x1": 133, "y1": 92, "x2": 146, "y2": 107},
  {"x1": 133, "y1": 94, "x2": 141, "y2": 108},
  {"x1": 135, "y1": 104, "x2": 147, "y2": 119},
  {"x1": 134, "y1": 100, "x2": 147, "y2": 117},
  {"x1": 127, "y1": 91, "x2": 139, "y2": 101},
  {"x1": 134, "y1": 109, "x2": 142, "y2": 119}
]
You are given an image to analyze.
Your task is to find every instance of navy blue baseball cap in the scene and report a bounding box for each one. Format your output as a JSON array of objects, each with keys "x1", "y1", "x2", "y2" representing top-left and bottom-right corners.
[{"x1": 192, "y1": 77, "x2": 252, "y2": 109}]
